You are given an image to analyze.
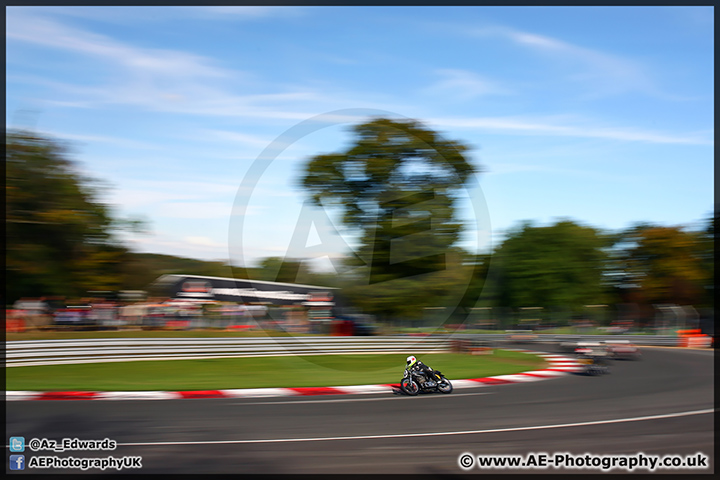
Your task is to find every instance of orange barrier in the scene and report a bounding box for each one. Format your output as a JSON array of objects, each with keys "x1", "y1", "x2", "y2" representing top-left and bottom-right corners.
[
  {"x1": 6, "y1": 318, "x2": 26, "y2": 333},
  {"x1": 6, "y1": 310, "x2": 26, "y2": 332},
  {"x1": 677, "y1": 329, "x2": 712, "y2": 348},
  {"x1": 685, "y1": 335, "x2": 712, "y2": 348},
  {"x1": 677, "y1": 329, "x2": 702, "y2": 335}
]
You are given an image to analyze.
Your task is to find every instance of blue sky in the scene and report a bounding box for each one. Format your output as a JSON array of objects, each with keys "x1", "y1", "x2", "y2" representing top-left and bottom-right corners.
[{"x1": 6, "y1": 6, "x2": 714, "y2": 270}]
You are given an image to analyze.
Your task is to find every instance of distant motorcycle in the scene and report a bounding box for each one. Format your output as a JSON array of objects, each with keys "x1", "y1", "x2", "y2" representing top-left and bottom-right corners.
[
  {"x1": 400, "y1": 367, "x2": 453, "y2": 395},
  {"x1": 576, "y1": 355, "x2": 610, "y2": 376}
]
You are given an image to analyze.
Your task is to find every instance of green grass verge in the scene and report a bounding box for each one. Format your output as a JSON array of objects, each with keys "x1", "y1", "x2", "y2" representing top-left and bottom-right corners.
[{"x1": 6, "y1": 350, "x2": 546, "y2": 392}]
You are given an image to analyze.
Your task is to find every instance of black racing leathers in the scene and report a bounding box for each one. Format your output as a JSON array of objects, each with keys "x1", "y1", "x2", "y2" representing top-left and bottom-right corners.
[{"x1": 408, "y1": 361, "x2": 436, "y2": 386}]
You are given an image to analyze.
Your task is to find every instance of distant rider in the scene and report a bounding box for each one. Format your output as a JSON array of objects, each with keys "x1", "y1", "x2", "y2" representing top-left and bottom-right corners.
[
  {"x1": 574, "y1": 343, "x2": 610, "y2": 370},
  {"x1": 406, "y1": 355, "x2": 437, "y2": 387}
]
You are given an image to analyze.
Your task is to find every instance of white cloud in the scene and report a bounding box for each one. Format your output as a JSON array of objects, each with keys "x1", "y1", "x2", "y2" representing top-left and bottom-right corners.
[
  {"x1": 185, "y1": 236, "x2": 226, "y2": 248},
  {"x1": 32, "y1": 128, "x2": 162, "y2": 150},
  {"x1": 124, "y1": 232, "x2": 230, "y2": 262},
  {"x1": 230, "y1": 204, "x2": 267, "y2": 217},
  {"x1": 191, "y1": 6, "x2": 304, "y2": 19},
  {"x1": 422, "y1": 69, "x2": 512, "y2": 100},
  {"x1": 484, "y1": 163, "x2": 548, "y2": 176},
  {"x1": 482, "y1": 161, "x2": 631, "y2": 183},
  {"x1": 128, "y1": 179, "x2": 240, "y2": 195},
  {"x1": 7, "y1": 13, "x2": 230, "y2": 79},
  {"x1": 200, "y1": 129, "x2": 277, "y2": 150},
  {"x1": 6, "y1": 10, "x2": 411, "y2": 122},
  {"x1": 460, "y1": 25, "x2": 661, "y2": 98},
  {"x1": 6, "y1": 10, "x2": 255, "y2": 114},
  {"x1": 9, "y1": 6, "x2": 303, "y2": 24},
  {"x1": 109, "y1": 190, "x2": 200, "y2": 209},
  {"x1": 429, "y1": 115, "x2": 713, "y2": 146},
  {"x1": 106, "y1": 179, "x2": 242, "y2": 214},
  {"x1": 156, "y1": 202, "x2": 232, "y2": 219}
]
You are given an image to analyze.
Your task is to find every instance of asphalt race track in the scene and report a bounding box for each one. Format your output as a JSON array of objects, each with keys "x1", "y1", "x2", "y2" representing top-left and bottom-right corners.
[{"x1": 6, "y1": 346, "x2": 714, "y2": 475}]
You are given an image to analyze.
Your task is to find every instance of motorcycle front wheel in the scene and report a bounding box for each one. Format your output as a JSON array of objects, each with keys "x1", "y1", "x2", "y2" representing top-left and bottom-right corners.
[
  {"x1": 401, "y1": 378, "x2": 420, "y2": 396},
  {"x1": 438, "y1": 377, "x2": 453, "y2": 394}
]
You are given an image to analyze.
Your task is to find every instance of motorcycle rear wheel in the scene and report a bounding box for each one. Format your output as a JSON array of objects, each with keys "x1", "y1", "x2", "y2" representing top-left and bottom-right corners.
[{"x1": 401, "y1": 378, "x2": 419, "y2": 396}]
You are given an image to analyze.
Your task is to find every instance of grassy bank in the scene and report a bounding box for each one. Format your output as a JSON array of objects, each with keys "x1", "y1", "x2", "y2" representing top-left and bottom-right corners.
[{"x1": 6, "y1": 350, "x2": 546, "y2": 392}]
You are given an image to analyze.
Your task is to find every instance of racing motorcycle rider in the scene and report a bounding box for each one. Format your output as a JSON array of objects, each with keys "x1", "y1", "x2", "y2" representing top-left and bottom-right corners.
[
  {"x1": 574, "y1": 343, "x2": 610, "y2": 373},
  {"x1": 406, "y1": 355, "x2": 438, "y2": 387}
]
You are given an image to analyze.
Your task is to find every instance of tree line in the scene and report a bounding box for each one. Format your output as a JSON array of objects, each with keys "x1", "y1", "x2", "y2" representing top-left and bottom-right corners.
[
  {"x1": 6, "y1": 127, "x2": 714, "y2": 322},
  {"x1": 296, "y1": 118, "x2": 714, "y2": 323}
]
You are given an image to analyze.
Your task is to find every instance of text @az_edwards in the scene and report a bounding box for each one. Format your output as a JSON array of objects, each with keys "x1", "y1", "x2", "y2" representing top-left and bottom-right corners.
[{"x1": 27, "y1": 437, "x2": 116, "y2": 453}]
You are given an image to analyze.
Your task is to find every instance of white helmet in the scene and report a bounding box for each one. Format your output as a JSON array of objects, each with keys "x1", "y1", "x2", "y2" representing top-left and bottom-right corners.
[{"x1": 406, "y1": 355, "x2": 417, "y2": 366}]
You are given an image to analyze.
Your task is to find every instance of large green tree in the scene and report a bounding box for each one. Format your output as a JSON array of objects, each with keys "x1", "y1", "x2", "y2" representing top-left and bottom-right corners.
[
  {"x1": 299, "y1": 118, "x2": 481, "y2": 321},
  {"x1": 5, "y1": 130, "x2": 137, "y2": 302},
  {"x1": 493, "y1": 220, "x2": 610, "y2": 311}
]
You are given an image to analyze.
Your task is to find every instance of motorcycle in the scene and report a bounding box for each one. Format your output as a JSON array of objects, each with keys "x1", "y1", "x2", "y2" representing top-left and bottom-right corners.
[
  {"x1": 576, "y1": 355, "x2": 610, "y2": 376},
  {"x1": 400, "y1": 367, "x2": 453, "y2": 395}
]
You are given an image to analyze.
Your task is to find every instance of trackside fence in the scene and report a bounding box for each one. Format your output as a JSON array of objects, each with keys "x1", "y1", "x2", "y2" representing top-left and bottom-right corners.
[{"x1": 5, "y1": 336, "x2": 452, "y2": 367}]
